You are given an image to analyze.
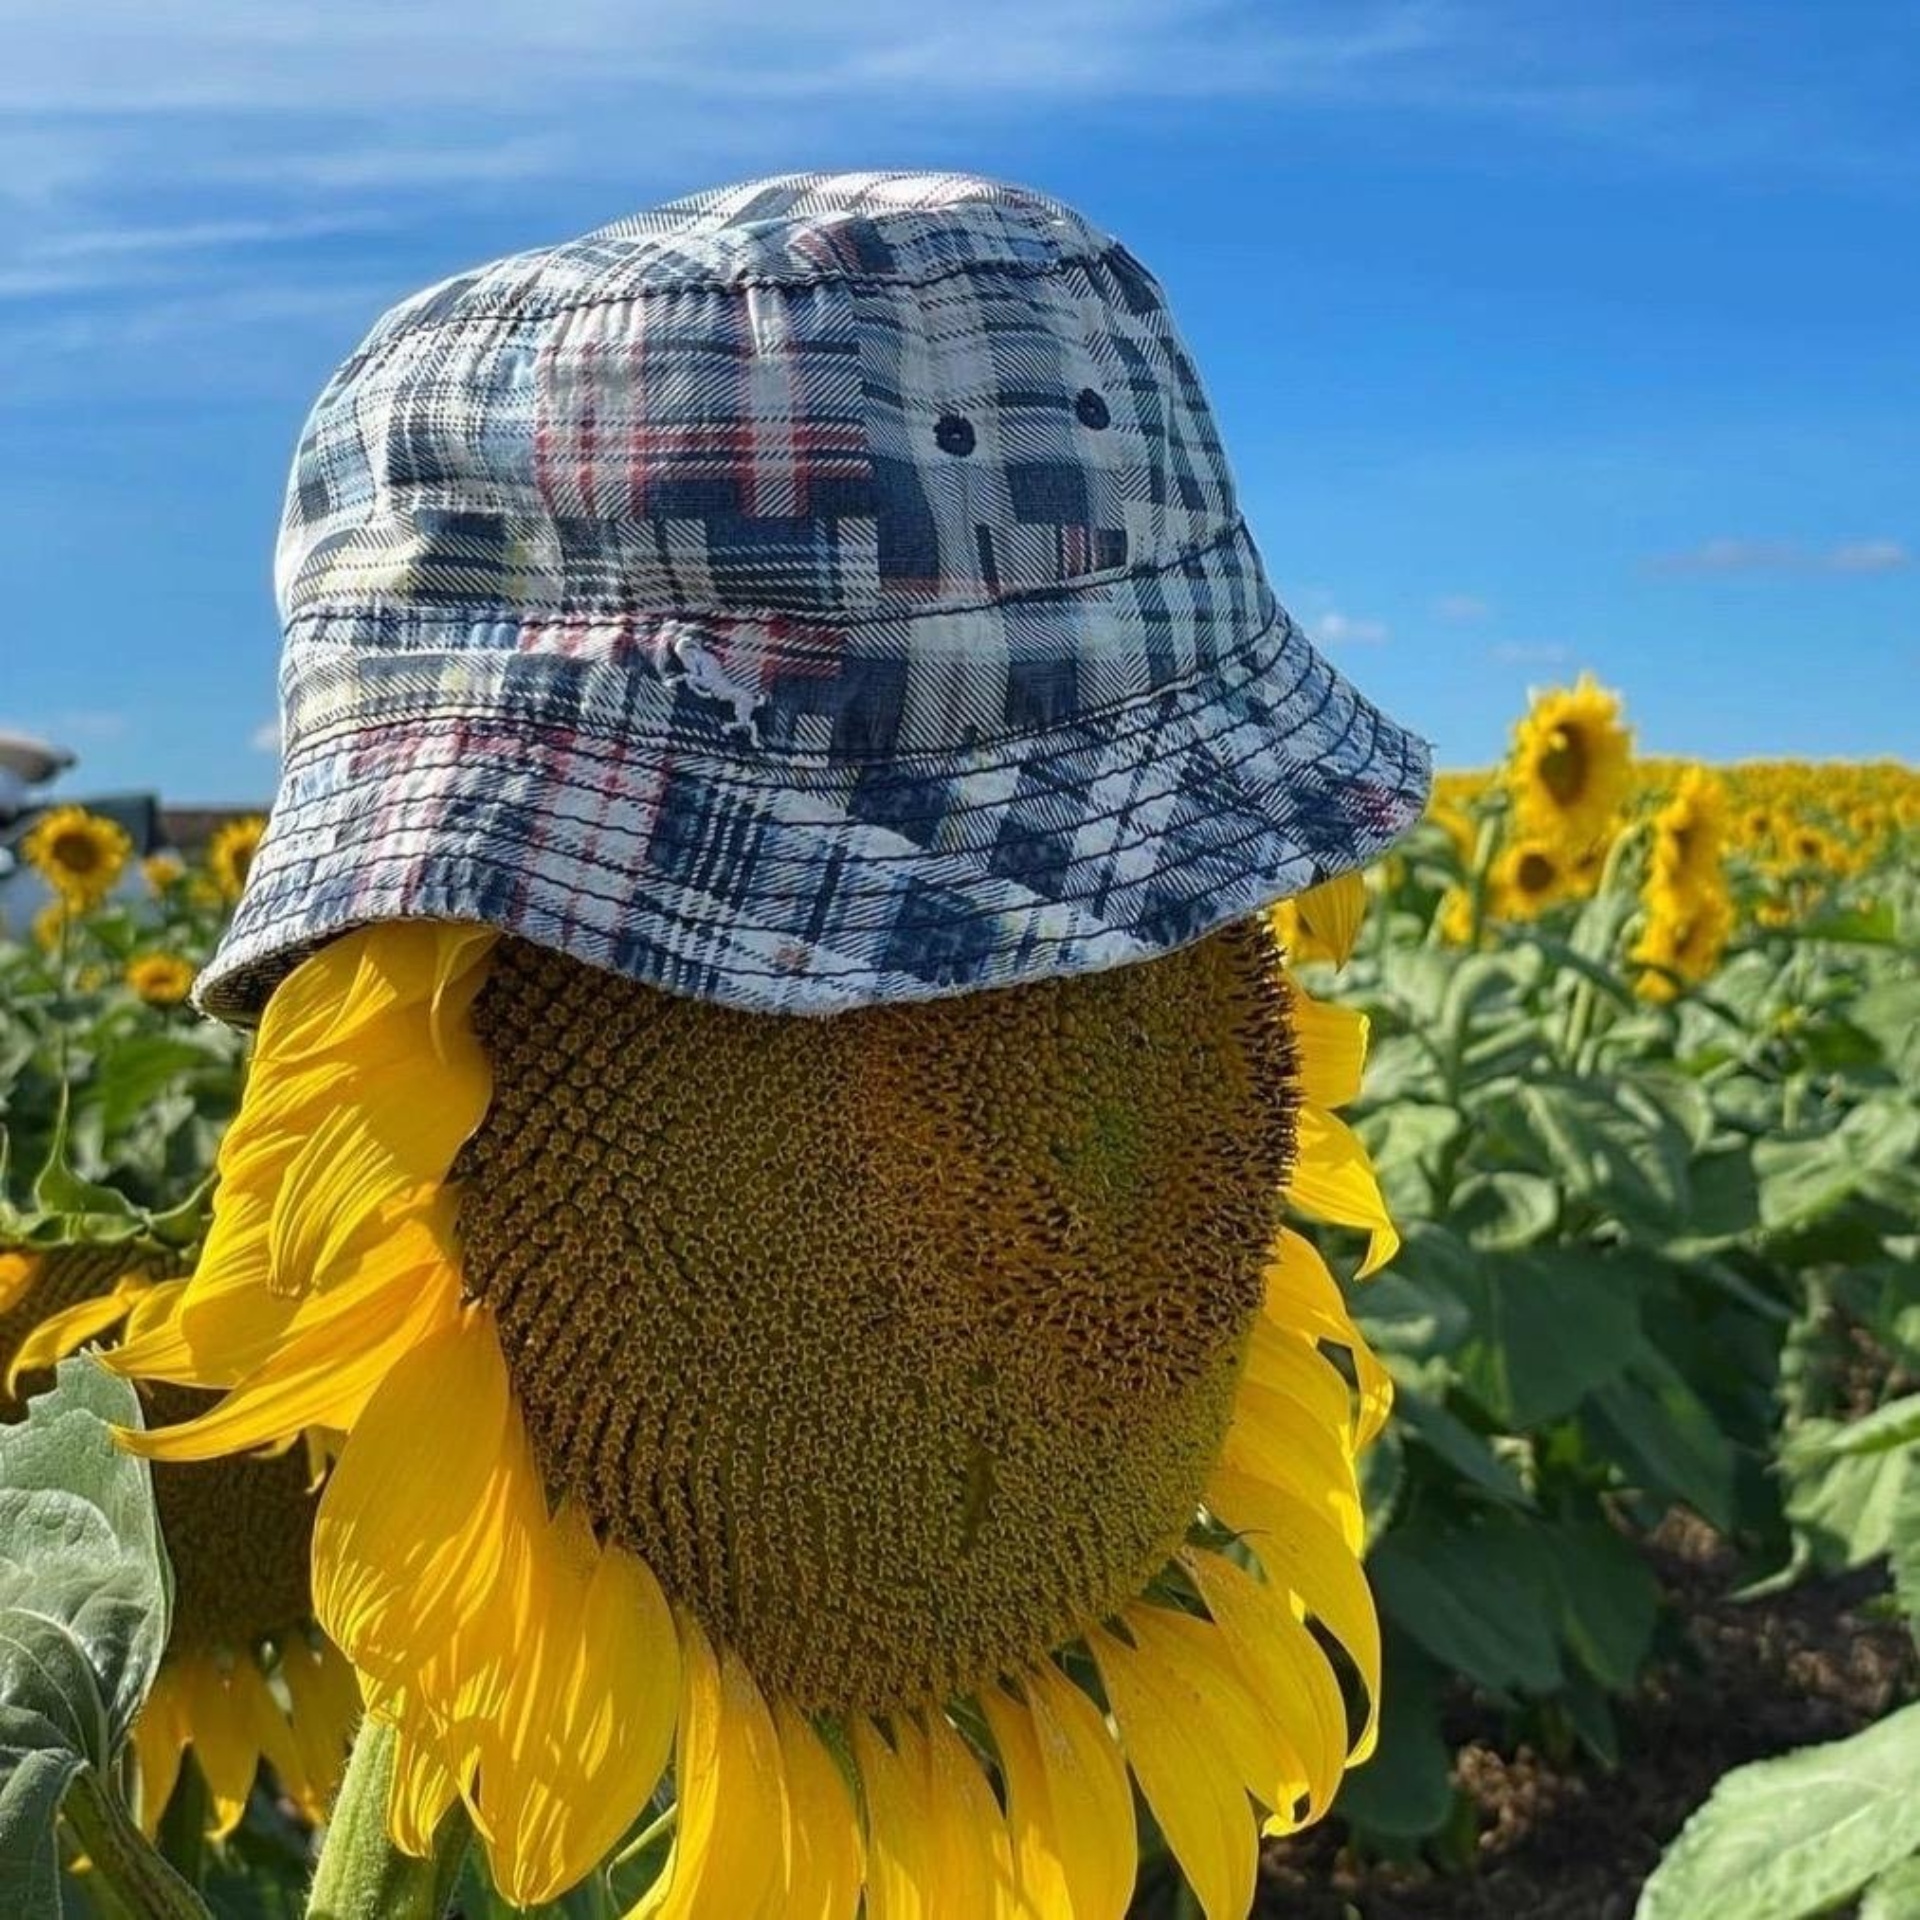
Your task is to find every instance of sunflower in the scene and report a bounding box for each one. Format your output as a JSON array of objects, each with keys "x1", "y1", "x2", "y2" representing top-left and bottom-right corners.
[
  {"x1": 206, "y1": 816, "x2": 268, "y2": 904},
  {"x1": 1632, "y1": 881, "x2": 1734, "y2": 1003},
  {"x1": 1780, "y1": 822, "x2": 1839, "y2": 875},
  {"x1": 115, "y1": 885, "x2": 1398, "y2": 1918},
  {"x1": 1507, "y1": 674, "x2": 1633, "y2": 853},
  {"x1": 2, "y1": 1245, "x2": 357, "y2": 1837},
  {"x1": 1491, "y1": 838, "x2": 1570, "y2": 920},
  {"x1": 1648, "y1": 767, "x2": 1727, "y2": 900},
  {"x1": 143, "y1": 851, "x2": 187, "y2": 893},
  {"x1": 32, "y1": 900, "x2": 73, "y2": 952},
  {"x1": 127, "y1": 952, "x2": 198, "y2": 1008},
  {"x1": 23, "y1": 805, "x2": 132, "y2": 909}
]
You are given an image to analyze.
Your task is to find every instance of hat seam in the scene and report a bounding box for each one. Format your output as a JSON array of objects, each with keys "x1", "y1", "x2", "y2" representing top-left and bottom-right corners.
[
  {"x1": 253, "y1": 676, "x2": 1419, "y2": 897},
  {"x1": 284, "y1": 516, "x2": 1255, "y2": 640},
  {"x1": 279, "y1": 593, "x2": 1310, "y2": 784},
  {"x1": 338, "y1": 241, "x2": 1123, "y2": 389}
]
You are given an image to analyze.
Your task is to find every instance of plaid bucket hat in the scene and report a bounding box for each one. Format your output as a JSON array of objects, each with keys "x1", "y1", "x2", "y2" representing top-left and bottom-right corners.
[{"x1": 199, "y1": 170, "x2": 1431, "y2": 1020}]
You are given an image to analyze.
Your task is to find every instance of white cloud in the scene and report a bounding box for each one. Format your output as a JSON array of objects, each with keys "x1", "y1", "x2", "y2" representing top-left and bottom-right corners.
[
  {"x1": 1434, "y1": 592, "x2": 1491, "y2": 622},
  {"x1": 250, "y1": 718, "x2": 281, "y2": 755},
  {"x1": 1314, "y1": 609, "x2": 1391, "y2": 647},
  {"x1": 1827, "y1": 538, "x2": 1910, "y2": 574},
  {"x1": 1648, "y1": 536, "x2": 1912, "y2": 576},
  {"x1": 1487, "y1": 641, "x2": 1571, "y2": 665}
]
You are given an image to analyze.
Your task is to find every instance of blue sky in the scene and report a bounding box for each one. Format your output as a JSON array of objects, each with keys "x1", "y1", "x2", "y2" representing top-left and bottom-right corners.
[{"x1": 2, "y1": 0, "x2": 1914, "y2": 803}]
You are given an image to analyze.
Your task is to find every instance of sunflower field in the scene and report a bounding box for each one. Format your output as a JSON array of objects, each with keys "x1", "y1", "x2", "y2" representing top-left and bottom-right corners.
[{"x1": 0, "y1": 683, "x2": 1915, "y2": 1920}]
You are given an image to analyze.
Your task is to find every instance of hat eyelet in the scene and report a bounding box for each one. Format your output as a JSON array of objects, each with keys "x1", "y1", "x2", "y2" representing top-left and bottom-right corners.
[
  {"x1": 934, "y1": 412, "x2": 977, "y2": 457},
  {"x1": 1074, "y1": 387, "x2": 1111, "y2": 430}
]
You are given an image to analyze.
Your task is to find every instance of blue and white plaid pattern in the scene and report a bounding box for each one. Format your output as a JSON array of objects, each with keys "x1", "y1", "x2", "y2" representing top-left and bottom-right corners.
[{"x1": 202, "y1": 172, "x2": 1431, "y2": 1019}]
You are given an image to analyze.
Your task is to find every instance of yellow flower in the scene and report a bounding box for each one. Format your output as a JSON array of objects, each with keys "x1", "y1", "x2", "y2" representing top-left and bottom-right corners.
[
  {"x1": 143, "y1": 851, "x2": 186, "y2": 893},
  {"x1": 22, "y1": 805, "x2": 131, "y2": 908},
  {"x1": 32, "y1": 901, "x2": 73, "y2": 952},
  {"x1": 1506, "y1": 674, "x2": 1633, "y2": 853},
  {"x1": 1632, "y1": 882, "x2": 1734, "y2": 1002},
  {"x1": 126, "y1": 953, "x2": 197, "y2": 1007},
  {"x1": 1780, "y1": 822, "x2": 1839, "y2": 874},
  {"x1": 206, "y1": 815, "x2": 268, "y2": 903},
  {"x1": 1492, "y1": 838, "x2": 1571, "y2": 920},
  {"x1": 1, "y1": 1247, "x2": 356, "y2": 1838},
  {"x1": 1648, "y1": 768, "x2": 1727, "y2": 900},
  {"x1": 117, "y1": 916, "x2": 1402, "y2": 1915}
]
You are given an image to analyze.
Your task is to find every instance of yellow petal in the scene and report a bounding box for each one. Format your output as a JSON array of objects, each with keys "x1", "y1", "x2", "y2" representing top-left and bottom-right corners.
[
  {"x1": 280, "y1": 1637, "x2": 357, "y2": 1821},
  {"x1": 6, "y1": 1284, "x2": 140, "y2": 1396},
  {"x1": 1287, "y1": 985, "x2": 1369, "y2": 1111},
  {"x1": 631, "y1": 1614, "x2": 783, "y2": 1920},
  {"x1": 1090, "y1": 1619, "x2": 1260, "y2": 1920},
  {"x1": 1206, "y1": 1465, "x2": 1380, "y2": 1758},
  {"x1": 1262, "y1": 1231, "x2": 1392, "y2": 1448},
  {"x1": 122, "y1": 1233, "x2": 461, "y2": 1460},
  {"x1": 177, "y1": 1657, "x2": 262, "y2": 1838},
  {"x1": 1285, "y1": 1106, "x2": 1400, "y2": 1278},
  {"x1": 131, "y1": 1668, "x2": 189, "y2": 1837},
  {"x1": 980, "y1": 1666, "x2": 1136, "y2": 1920},
  {"x1": 0, "y1": 1250, "x2": 39, "y2": 1314},
  {"x1": 477, "y1": 1509, "x2": 679, "y2": 1907},
  {"x1": 1184, "y1": 1549, "x2": 1349, "y2": 1824},
  {"x1": 773, "y1": 1704, "x2": 864, "y2": 1920},
  {"x1": 920, "y1": 1712, "x2": 1018, "y2": 1919},
  {"x1": 1295, "y1": 870, "x2": 1367, "y2": 967},
  {"x1": 387, "y1": 1717, "x2": 461, "y2": 1858},
  {"x1": 1221, "y1": 1348, "x2": 1365, "y2": 1555},
  {"x1": 852, "y1": 1717, "x2": 937, "y2": 1920}
]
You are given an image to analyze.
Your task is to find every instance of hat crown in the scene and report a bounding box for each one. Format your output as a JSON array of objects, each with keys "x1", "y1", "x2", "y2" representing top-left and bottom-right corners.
[{"x1": 278, "y1": 171, "x2": 1243, "y2": 701}]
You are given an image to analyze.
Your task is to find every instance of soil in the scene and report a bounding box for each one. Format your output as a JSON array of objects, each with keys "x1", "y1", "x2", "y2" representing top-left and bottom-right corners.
[{"x1": 1249, "y1": 1512, "x2": 1919, "y2": 1920}]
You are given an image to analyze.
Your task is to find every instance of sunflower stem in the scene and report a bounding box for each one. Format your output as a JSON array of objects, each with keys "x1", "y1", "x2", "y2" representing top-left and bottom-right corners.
[
  {"x1": 611, "y1": 1800, "x2": 678, "y2": 1872},
  {"x1": 62, "y1": 1763, "x2": 211, "y2": 1920},
  {"x1": 307, "y1": 1720, "x2": 470, "y2": 1920}
]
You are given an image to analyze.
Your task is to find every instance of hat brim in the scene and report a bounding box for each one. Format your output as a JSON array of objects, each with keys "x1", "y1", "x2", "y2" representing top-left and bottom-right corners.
[{"x1": 196, "y1": 604, "x2": 1429, "y2": 1022}]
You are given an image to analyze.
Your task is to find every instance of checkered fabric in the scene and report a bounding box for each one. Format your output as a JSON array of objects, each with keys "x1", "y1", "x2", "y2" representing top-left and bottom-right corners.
[{"x1": 200, "y1": 171, "x2": 1432, "y2": 1020}]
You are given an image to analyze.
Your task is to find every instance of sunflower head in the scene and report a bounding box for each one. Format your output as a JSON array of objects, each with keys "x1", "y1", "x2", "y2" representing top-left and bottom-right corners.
[
  {"x1": 1493, "y1": 837, "x2": 1570, "y2": 918},
  {"x1": 22, "y1": 806, "x2": 131, "y2": 909},
  {"x1": 142, "y1": 851, "x2": 186, "y2": 893},
  {"x1": 1649, "y1": 767, "x2": 1727, "y2": 899},
  {"x1": 1506, "y1": 673, "x2": 1633, "y2": 851},
  {"x1": 1632, "y1": 880, "x2": 1734, "y2": 1001},
  {"x1": 126, "y1": 952, "x2": 197, "y2": 1007},
  {"x1": 206, "y1": 816, "x2": 268, "y2": 903},
  {"x1": 1, "y1": 1245, "x2": 354, "y2": 1837},
  {"x1": 121, "y1": 912, "x2": 1400, "y2": 1913}
]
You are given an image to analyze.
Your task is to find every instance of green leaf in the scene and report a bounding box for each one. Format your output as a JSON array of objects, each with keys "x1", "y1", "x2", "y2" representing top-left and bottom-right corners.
[
  {"x1": 1394, "y1": 1390, "x2": 1532, "y2": 1509},
  {"x1": 1791, "y1": 1394, "x2": 1920, "y2": 1461},
  {"x1": 1585, "y1": 1351, "x2": 1738, "y2": 1531},
  {"x1": 1636, "y1": 1702, "x2": 1920, "y2": 1920},
  {"x1": 1452, "y1": 1247, "x2": 1643, "y2": 1431},
  {"x1": 1356, "y1": 1104, "x2": 1462, "y2": 1218},
  {"x1": 1784, "y1": 1425, "x2": 1914, "y2": 1572},
  {"x1": 28, "y1": 1094, "x2": 141, "y2": 1233},
  {"x1": 1539, "y1": 1521, "x2": 1659, "y2": 1693},
  {"x1": 1891, "y1": 1464, "x2": 1920, "y2": 1646},
  {"x1": 1352, "y1": 1224, "x2": 1474, "y2": 1358},
  {"x1": 1755, "y1": 1099, "x2": 1920, "y2": 1234},
  {"x1": 1369, "y1": 1517, "x2": 1563, "y2": 1695},
  {"x1": 1860, "y1": 1851, "x2": 1920, "y2": 1920},
  {"x1": 0, "y1": 1359, "x2": 172, "y2": 1918},
  {"x1": 1333, "y1": 1634, "x2": 1456, "y2": 1840},
  {"x1": 1516, "y1": 1077, "x2": 1691, "y2": 1238},
  {"x1": 1451, "y1": 1171, "x2": 1560, "y2": 1251}
]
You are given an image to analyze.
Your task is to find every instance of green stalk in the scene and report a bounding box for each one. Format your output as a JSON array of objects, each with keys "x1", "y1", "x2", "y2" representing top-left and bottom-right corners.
[
  {"x1": 1464, "y1": 809, "x2": 1504, "y2": 952},
  {"x1": 62, "y1": 1765, "x2": 211, "y2": 1920},
  {"x1": 307, "y1": 1720, "x2": 471, "y2": 1920}
]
